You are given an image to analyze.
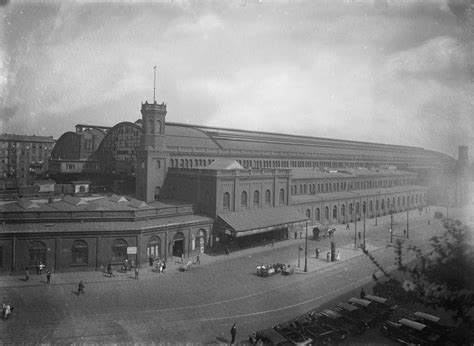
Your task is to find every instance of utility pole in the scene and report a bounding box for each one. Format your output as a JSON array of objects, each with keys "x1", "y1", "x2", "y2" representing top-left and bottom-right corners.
[
  {"x1": 363, "y1": 207, "x2": 366, "y2": 249},
  {"x1": 304, "y1": 221, "x2": 308, "y2": 272},
  {"x1": 406, "y1": 206, "x2": 409, "y2": 239}
]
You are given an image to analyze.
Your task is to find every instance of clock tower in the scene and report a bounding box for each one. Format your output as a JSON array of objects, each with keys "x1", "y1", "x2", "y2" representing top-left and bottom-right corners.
[{"x1": 136, "y1": 100, "x2": 168, "y2": 202}]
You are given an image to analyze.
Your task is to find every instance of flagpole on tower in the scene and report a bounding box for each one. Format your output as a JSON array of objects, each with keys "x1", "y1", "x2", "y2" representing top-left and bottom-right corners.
[{"x1": 153, "y1": 66, "x2": 157, "y2": 103}]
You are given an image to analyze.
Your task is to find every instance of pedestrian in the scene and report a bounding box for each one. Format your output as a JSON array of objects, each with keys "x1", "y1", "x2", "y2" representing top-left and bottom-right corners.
[
  {"x1": 2, "y1": 304, "x2": 11, "y2": 321},
  {"x1": 46, "y1": 271, "x2": 51, "y2": 284},
  {"x1": 162, "y1": 261, "x2": 166, "y2": 272},
  {"x1": 181, "y1": 253, "x2": 184, "y2": 263},
  {"x1": 404, "y1": 229, "x2": 407, "y2": 237},
  {"x1": 294, "y1": 231, "x2": 297, "y2": 239},
  {"x1": 336, "y1": 251, "x2": 341, "y2": 261},
  {"x1": 358, "y1": 232, "x2": 361, "y2": 240},
  {"x1": 186, "y1": 260, "x2": 192, "y2": 271},
  {"x1": 149, "y1": 255, "x2": 154, "y2": 267},
  {"x1": 107, "y1": 263, "x2": 115, "y2": 278},
  {"x1": 25, "y1": 267, "x2": 29, "y2": 281},
  {"x1": 346, "y1": 223, "x2": 350, "y2": 230},
  {"x1": 38, "y1": 262, "x2": 45, "y2": 275},
  {"x1": 315, "y1": 248, "x2": 320, "y2": 259},
  {"x1": 159, "y1": 261, "x2": 163, "y2": 273},
  {"x1": 225, "y1": 245, "x2": 230, "y2": 255},
  {"x1": 299, "y1": 231, "x2": 302, "y2": 239},
  {"x1": 360, "y1": 287, "x2": 366, "y2": 299},
  {"x1": 230, "y1": 323, "x2": 237, "y2": 345},
  {"x1": 134, "y1": 266, "x2": 139, "y2": 280},
  {"x1": 326, "y1": 251, "x2": 331, "y2": 262},
  {"x1": 78, "y1": 280, "x2": 85, "y2": 294},
  {"x1": 195, "y1": 255, "x2": 200, "y2": 265}
]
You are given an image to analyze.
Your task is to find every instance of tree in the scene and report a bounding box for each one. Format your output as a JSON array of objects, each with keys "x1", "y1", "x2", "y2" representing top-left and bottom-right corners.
[{"x1": 363, "y1": 218, "x2": 474, "y2": 326}]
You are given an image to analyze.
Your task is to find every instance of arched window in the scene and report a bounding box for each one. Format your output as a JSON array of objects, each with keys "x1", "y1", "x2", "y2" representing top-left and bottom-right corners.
[
  {"x1": 241, "y1": 191, "x2": 248, "y2": 208},
  {"x1": 369, "y1": 200, "x2": 373, "y2": 212},
  {"x1": 315, "y1": 208, "x2": 320, "y2": 221},
  {"x1": 325, "y1": 206, "x2": 329, "y2": 220},
  {"x1": 253, "y1": 190, "x2": 260, "y2": 207},
  {"x1": 279, "y1": 189, "x2": 285, "y2": 204},
  {"x1": 349, "y1": 203, "x2": 353, "y2": 216},
  {"x1": 381, "y1": 199, "x2": 384, "y2": 210},
  {"x1": 356, "y1": 202, "x2": 360, "y2": 215},
  {"x1": 72, "y1": 240, "x2": 88, "y2": 265},
  {"x1": 375, "y1": 200, "x2": 379, "y2": 211},
  {"x1": 223, "y1": 192, "x2": 230, "y2": 210},
  {"x1": 112, "y1": 239, "x2": 128, "y2": 262},
  {"x1": 392, "y1": 197, "x2": 395, "y2": 208},
  {"x1": 29, "y1": 241, "x2": 46, "y2": 266},
  {"x1": 265, "y1": 190, "x2": 271, "y2": 204},
  {"x1": 306, "y1": 209, "x2": 311, "y2": 218},
  {"x1": 333, "y1": 205, "x2": 337, "y2": 219},
  {"x1": 402, "y1": 196, "x2": 405, "y2": 206},
  {"x1": 341, "y1": 204, "x2": 345, "y2": 217},
  {"x1": 363, "y1": 201, "x2": 366, "y2": 214}
]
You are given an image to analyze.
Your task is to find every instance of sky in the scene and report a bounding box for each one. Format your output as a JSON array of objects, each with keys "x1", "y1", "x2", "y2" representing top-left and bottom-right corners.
[{"x1": 0, "y1": 0, "x2": 473, "y2": 159}]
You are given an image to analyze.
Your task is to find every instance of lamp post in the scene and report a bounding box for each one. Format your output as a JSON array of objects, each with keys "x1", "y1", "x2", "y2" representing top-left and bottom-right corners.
[
  {"x1": 353, "y1": 204, "x2": 357, "y2": 249},
  {"x1": 390, "y1": 209, "x2": 394, "y2": 243},
  {"x1": 298, "y1": 245, "x2": 302, "y2": 268},
  {"x1": 304, "y1": 221, "x2": 308, "y2": 272}
]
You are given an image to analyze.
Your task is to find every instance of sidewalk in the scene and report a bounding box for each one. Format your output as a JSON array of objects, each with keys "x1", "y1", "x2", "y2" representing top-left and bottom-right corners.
[{"x1": 0, "y1": 206, "x2": 449, "y2": 289}]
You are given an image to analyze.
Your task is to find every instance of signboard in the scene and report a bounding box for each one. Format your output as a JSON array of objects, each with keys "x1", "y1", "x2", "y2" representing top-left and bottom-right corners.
[
  {"x1": 224, "y1": 229, "x2": 232, "y2": 235},
  {"x1": 127, "y1": 246, "x2": 137, "y2": 255}
]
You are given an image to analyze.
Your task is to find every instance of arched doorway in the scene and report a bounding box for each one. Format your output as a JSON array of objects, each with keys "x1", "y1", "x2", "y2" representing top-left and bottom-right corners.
[
  {"x1": 195, "y1": 229, "x2": 206, "y2": 254},
  {"x1": 29, "y1": 241, "x2": 47, "y2": 267},
  {"x1": 147, "y1": 236, "x2": 161, "y2": 259},
  {"x1": 112, "y1": 239, "x2": 128, "y2": 263},
  {"x1": 172, "y1": 232, "x2": 185, "y2": 257}
]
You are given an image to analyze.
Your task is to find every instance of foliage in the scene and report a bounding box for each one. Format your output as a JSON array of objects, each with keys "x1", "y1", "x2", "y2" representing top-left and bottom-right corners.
[{"x1": 363, "y1": 218, "x2": 474, "y2": 324}]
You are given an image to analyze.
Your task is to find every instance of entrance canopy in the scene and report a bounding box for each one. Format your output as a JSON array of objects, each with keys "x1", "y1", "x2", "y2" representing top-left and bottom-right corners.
[{"x1": 217, "y1": 207, "x2": 309, "y2": 238}]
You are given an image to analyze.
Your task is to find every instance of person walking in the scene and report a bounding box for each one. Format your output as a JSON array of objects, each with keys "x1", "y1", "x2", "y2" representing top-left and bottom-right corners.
[
  {"x1": 403, "y1": 229, "x2": 407, "y2": 237},
  {"x1": 134, "y1": 266, "x2": 139, "y2": 280},
  {"x1": 25, "y1": 267, "x2": 29, "y2": 281},
  {"x1": 38, "y1": 262, "x2": 45, "y2": 275},
  {"x1": 336, "y1": 251, "x2": 341, "y2": 261},
  {"x1": 195, "y1": 255, "x2": 200, "y2": 265},
  {"x1": 294, "y1": 231, "x2": 297, "y2": 239},
  {"x1": 315, "y1": 248, "x2": 320, "y2": 259},
  {"x1": 46, "y1": 271, "x2": 52, "y2": 284},
  {"x1": 107, "y1": 263, "x2": 115, "y2": 278},
  {"x1": 149, "y1": 255, "x2": 154, "y2": 267},
  {"x1": 326, "y1": 251, "x2": 331, "y2": 262},
  {"x1": 230, "y1": 323, "x2": 237, "y2": 345},
  {"x1": 78, "y1": 281, "x2": 85, "y2": 295},
  {"x1": 346, "y1": 223, "x2": 350, "y2": 230}
]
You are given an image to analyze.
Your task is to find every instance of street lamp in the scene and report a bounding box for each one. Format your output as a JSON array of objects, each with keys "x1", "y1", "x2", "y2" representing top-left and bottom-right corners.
[
  {"x1": 363, "y1": 206, "x2": 366, "y2": 250},
  {"x1": 390, "y1": 208, "x2": 394, "y2": 243},
  {"x1": 298, "y1": 245, "x2": 302, "y2": 268},
  {"x1": 304, "y1": 221, "x2": 308, "y2": 272},
  {"x1": 353, "y1": 203, "x2": 357, "y2": 249}
]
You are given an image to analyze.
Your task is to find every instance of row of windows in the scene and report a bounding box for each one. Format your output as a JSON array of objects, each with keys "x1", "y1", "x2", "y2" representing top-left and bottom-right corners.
[
  {"x1": 291, "y1": 178, "x2": 416, "y2": 195},
  {"x1": 304, "y1": 193, "x2": 425, "y2": 220},
  {"x1": 170, "y1": 158, "x2": 215, "y2": 168},
  {"x1": 223, "y1": 189, "x2": 286, "y2": 209}
]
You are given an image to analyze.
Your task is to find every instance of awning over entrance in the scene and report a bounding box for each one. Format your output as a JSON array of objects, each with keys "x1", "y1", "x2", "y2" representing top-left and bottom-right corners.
[{"x1": 217, "y1": 207, "x2": 309, "y2": 238}]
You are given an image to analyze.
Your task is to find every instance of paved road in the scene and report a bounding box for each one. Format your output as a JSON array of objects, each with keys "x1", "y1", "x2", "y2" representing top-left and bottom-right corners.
[{"x1": 0, "y1": 206, "x2": 469, "y2": 343}]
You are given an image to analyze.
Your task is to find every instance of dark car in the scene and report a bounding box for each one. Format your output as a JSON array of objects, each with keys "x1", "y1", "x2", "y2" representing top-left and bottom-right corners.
[
  {"x1": 411, "y1": 312, "x2": 456, "y2": 341},
  {"x1": 336, "y1": 302, "x2": 378, "y2": 327},
  {"x1": 310, "y1": 309, "x2": 365, "y2": 335},
  {"x1": 349, "y1": 296, "x2": 396, "y2": 320},
  {"x1": 326, "y1": 306, "x2": 368, "y2": 332},
  {"x1": 257, "y1": 327, "x2": 294, "y2": 345},
  {"x1": 380, "y1": 318, "x2": 444, "y2": 345},
  {"x1": 273, "y1": 324, "x2": 313, "y2": 345},
  {"x1": 291, "y1": 315, "x2": 345, "y2": 343}
]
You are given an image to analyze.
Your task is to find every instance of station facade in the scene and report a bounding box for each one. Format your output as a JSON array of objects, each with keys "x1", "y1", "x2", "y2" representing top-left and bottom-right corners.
[{"x1": 0, "y1": 97, "x2": 465, "y2": 273}]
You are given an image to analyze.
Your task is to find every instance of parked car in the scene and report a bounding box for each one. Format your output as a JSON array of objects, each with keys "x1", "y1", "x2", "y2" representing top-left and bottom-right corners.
[
  {"x1": 326, "y1": 306, "x2": 368, "y2": 332},
  {"x1": 273, "y1": 324, "x2": 313, "y2": 345},
  {"x1": 310, "y1": 309, "x2": 365, "y2": 335},
  {"x1": 349, "y1": 296, "x2": 396, "y2": 320},
  {"x1": 257, "y1": 327, "x2": 294, "y2": 345},
  {"x1": 336, "y1": 301, "x2": 378, "y2": 327},
  {"x1": 412, "y1": 312, "x2": 455, "y2": 340},
  {"x1": 291, "y1": 315, "x2": 343, "y2": 343},
  {"x1": 381, "y1": 318, "x2": 444, "y2": 345}
]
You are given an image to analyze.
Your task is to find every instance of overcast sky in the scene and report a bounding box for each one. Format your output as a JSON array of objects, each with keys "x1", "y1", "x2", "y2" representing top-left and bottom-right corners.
[{"x1": 0, "y1": 0, "x2": 473, "y2": 159}]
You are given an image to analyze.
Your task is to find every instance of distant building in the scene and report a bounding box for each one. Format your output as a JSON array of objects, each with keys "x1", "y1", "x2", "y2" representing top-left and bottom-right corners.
[{"x1": 0, "y1": 134, "x2": 55, "y2": 188}]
